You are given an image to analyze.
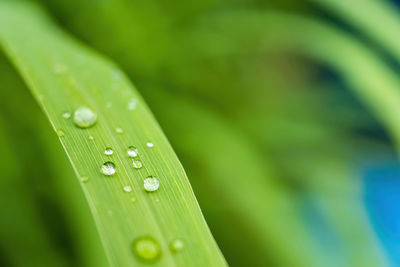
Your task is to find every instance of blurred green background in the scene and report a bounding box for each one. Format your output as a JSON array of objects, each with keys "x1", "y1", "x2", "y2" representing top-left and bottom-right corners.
[{"x1": 2, "y1": 0, "x2": 400, "y2": 266}]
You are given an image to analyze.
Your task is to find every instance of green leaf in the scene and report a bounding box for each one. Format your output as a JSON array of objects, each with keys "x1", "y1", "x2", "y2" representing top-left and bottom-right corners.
[{"x1": 0, "y1": 1, "x2": 226, "y2": 266}]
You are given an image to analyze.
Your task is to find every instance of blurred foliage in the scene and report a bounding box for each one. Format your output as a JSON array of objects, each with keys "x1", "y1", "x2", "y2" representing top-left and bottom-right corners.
[{"x1": 1, "y1": 0, "x2": 400, "y2": 266}]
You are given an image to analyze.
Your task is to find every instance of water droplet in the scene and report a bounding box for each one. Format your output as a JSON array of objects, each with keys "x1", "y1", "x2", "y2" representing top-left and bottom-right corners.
[
  {"x1": 123, "y1": 185, "x2": 132, "y2": 192},
  {"x1": 132, "y1": 159, "x2": 143, "y2": 169},
  {"x1": 112, "y1": 69, "x2": 123, "y2": 81},
  {"x1": 130, "y1": 197, "x2": 137, "y2": 204},
  {"x1": 81, "y1": 177, "x2": 89, "y2": 183},
  {"x1": 106, "y1": 102, "x2": 112, "y2": 108},
  {"x1": 53, "y1": 63, "x2": 67, "y2": 74},
  {"x1": 57, "y1": 129, "x2": 65, "y2": 137},
  {"x1": 101, "y1": 162, "x2": 116, "y2": 176},
  {"x1": 170, "y1": 239, "x2": 185, "y2": 253},
  {"x1": 127, "y1": 146, "x2": 138, "y2": 158},
  {"x1": 132, "y1": 236, "x2": 161, "y2": 262},
  {"x1": 88, "y1": 135, "x2": 94, "y2": 141},
  {"x1": 62, "y1": 112, "x2": 71, "y2": 119},
  {"x1": 104, "y1": 147, "x2": 113, "y2": 156},
  {"x1": 73, "y1": 106, "x2": 97, "y2": 128},
  {"x1": 107, "y1": 210, "x2": 113, "y2": 216},
  {"x1": 146, "y1": 142, "x2": 154, "y2": 148},
  {"x1": 115, "y1": 128, "x2": 124, "y2": 134},
  {"x1": 128, "y1": 98, "x2": 138, "y2": 110},
  {"x1": 144, "y1": 177, "x2": 159, "y2": 192}
]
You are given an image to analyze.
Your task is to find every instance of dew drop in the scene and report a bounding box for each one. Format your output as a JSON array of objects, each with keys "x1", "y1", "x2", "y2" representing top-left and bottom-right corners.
[
  {"x1": 112, "y1": 69, "x2": 123, "y2": 81},
  {"x1": 128, "y1": 98, "x2": 138, "y2": 110},
  {"x1": 170, "y1": 239, "x2": 185, "y2": 253},
  {"x1": 106, "y1": 102, "x2": 112, "y2": 108},
  {"x1": 115, "y1": 128, "x2": 124, "y2": 134},
  {"x1": 57, "y1": 129, "x2": 65, "y2": 137},
  {"x1": 130, "y1": 197, "x2": 137, "y2": 204},
  {"x1": 107, "y1": 210, "x2": 113, "y2": 216},
  {"x1": 62, "y1": 112, "x2": 71, "y2": 119},
  {"x1": 123, "y1": 185, "x2": 132, "y2": 192},
  {"x1": 132, "y1": 236, "x2": 161, "y2": 262},
  {"x1": 104, "y1": 147, "x2": 113, "y2": 156},
  {"x1": 127, "y1": 146, "x2": 138, "y2": 158},
  {"x1": 81, "y1": 177, "x2": 89, "y2": 183},
  {"x1": 132, "y1": 159, "x2": 143, "y2": 169},
  {"x1": 101, "y1": 162, "x2": 116, "y2": 176},
  {"x1": 53, "y1": 63, "x2": 67, "y2": 74},
  {"x1": 73, "y1": 106, "x2": 97, "y2": 128},
  {"x1": 88, "y1": 135, "x2": 94, "y2": 141},
  {"x1": 144, "y1": 177, "x2": 159, "y2": 192},
  {"x1": 146, "y1": 142, "x2": 154, "y2": 148}
]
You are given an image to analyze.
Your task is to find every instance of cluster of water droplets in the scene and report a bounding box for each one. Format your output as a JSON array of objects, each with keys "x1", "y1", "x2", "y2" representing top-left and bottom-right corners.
[
  {"x1": 132, "y1": 236, "x2": 185, "y2": 262},
  {"x1": 60, "y1": 104, "x2": 185, "y2": 262}
]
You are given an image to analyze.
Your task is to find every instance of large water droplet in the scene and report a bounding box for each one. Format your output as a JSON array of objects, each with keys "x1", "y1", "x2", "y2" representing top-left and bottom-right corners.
[
  {"x1": 144, "y1": 177, "x2": 159, "y2": 192},
  {"x1": 127, "y1": 146, "x2": 138, "y2": 158},
  {"x1": 101, "y1": 162, "x2": 116, "y2": 176},
  {"x1": 104, "y1": 147, "x2": 113, "y2": 156},
  {"x1": 146, "y1": 142, "x2": 154, "y2": 148},
  {"x1": 132, "y1": 236, "x2": 161, "y2": 262},
  {"x1": 73, "y1": 106, "x2": 97, "y2": 128},
  {"x1": 132, "y1": 159, "x2": 143, "y2": 169},
  {"x1": 170, "y1": 239, "x2": 185, "y2": 253}
]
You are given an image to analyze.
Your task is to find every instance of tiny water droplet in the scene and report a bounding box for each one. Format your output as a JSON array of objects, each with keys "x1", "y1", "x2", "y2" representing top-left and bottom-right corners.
[
  {"x1": 57, "y1": 129, "x2": 65, "y2": 137},
  {"x1": 146, "y1": 142, "x2": 154, "y2": 148},
  {"x1": 107, "y1": 210, "x2": 113, "y2": 216},
  {"x1": 53, "y1": 63, "x2": 67, "y2": 74},
  {"x1": 170, "y1": 239, "x2": 185, "y2": 253},
  {"x1": 144, "y1": 177, "x2": 159, "y2": 192},
  {"x1": 88, "y1": 135, "x2": 94, "y2": 141},
  {"x1": 128, "y1": 98, "x2": 138, "y2": 110},
  {"x1": 130, "y1": 197, "x2": 137, "y2": 204},
  {"x1": 123, "y1": 185, "x2": 132, "y2": 192},
  {"x1": 115, "y1": 128, "x2": 124, "y2": 134},
  {"x1": 73, "y1": 106, "x2": 97, "y2": 128},
  {"x1": 81, "y1": 177, "x2": 89, "y2": 183},
  {"x1": 104, "y1": 147, "x2": 113, "y2": 156},
  {"x1": 106, "y1": 102, "x2": 112, "y2": 108},
  {"x1": 132, "y1": 236, "x2": 161, "y2": 262},
  {"x1": 127, "y1": 146, "x2": 138, "y2": 158},
  {"x1": 101, "y1": 162, "x2": 116, "y2": 176},
  {"x1": 112, "y1": 69, "x2": 123, "y2": 81},
  {"x1": 62, "y1": 112, "x2": 71, "y2": 119},
  {"x1": 132, "y1": 159, "x2": 142, "y2": 169}
]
